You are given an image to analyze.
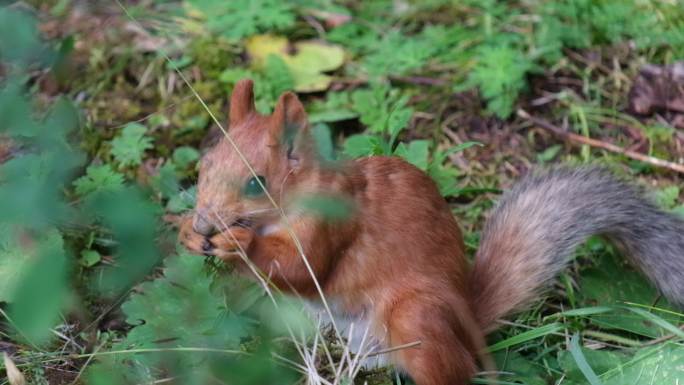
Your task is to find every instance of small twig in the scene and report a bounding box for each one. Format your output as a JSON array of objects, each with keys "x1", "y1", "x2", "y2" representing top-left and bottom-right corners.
[
  {"x1": 441, "y1": 124, "x2": 461, "y2": 144},
  {"x1": 563, "y1": 48, "x2": 631, "y2": 84},
  {"x1": 582, "y1": 330, "x2": 642, "y2": 347},
  {"x1": 69, "y1": 341, "x2": 106, "y2": 385},
  {"x1": 364, "y1": 340, "x2": 421, "y2": 357},
  {"x1": 303, "y1": 15, "x2": 326, "y2": 38},
  {"x1": 517, "y1": 109, "x2": 684, "y2": 174},
  {"x1": 441, "y1": 124, "x2": 470, "y2": 170},
  {"x1": 641, "y1": 324, "x2": 684, "y2": 347},
  {"x1": 389, "y1": 75, "x2": 449, "y2": 86}
]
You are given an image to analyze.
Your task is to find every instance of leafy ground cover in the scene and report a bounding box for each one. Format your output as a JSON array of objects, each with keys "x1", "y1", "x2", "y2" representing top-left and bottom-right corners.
[{"x1": 1, "y1": 0, "x2": 683, "y2": 384}]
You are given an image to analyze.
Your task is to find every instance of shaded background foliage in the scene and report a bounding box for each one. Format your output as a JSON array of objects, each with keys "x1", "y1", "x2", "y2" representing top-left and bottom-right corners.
[{"x1": 1, "y1": 0, "x2": 683, "y2": 384}]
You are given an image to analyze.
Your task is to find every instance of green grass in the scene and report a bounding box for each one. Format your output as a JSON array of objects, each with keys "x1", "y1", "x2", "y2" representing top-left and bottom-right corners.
[{"x1": 1, "y1": 0, "x2": 684, "y2": 384}]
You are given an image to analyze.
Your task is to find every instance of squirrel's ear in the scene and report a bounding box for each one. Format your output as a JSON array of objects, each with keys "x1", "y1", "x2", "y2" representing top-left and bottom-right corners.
[
  {"x1": 229, "y1": 79, "x2": 255, "y2": 126},
  {"x1": 271, "y1": 92, "x2": 308, "y2": 162}
]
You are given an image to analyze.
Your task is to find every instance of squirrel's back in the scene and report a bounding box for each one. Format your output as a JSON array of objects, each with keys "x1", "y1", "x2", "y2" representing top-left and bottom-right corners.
[{"x1": 471, "y1": 167, "x2": 684, "y2": 331}]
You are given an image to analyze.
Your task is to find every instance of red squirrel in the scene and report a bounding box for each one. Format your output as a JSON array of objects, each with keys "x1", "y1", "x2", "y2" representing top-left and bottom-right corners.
[{"x1": 179, "y1": 79, "x2": 684, "y2": 385}]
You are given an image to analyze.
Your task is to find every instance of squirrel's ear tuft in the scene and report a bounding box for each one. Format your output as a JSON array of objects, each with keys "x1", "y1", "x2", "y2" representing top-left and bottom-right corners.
[
  {"x1": 272, "y1": 92, "x2": 307, "y2": 128},
  {"x1": 229, "y1": 79, "x2": 255, "y2": 126},
  {"x1": 271, "y1": 91, "x2": 307, "y2": 138},
  {"x1": 271, "y1": 91, "x2": 309, "y2": 163}
]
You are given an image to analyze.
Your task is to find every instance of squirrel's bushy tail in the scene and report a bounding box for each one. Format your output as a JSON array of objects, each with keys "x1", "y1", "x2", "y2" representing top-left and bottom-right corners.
[{"x1": 470, "y1": 167, "x2": 684, "y2": 331}]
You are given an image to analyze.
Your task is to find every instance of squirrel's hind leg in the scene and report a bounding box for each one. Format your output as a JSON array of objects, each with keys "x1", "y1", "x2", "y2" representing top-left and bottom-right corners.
[{"x1": 385, "y1": 295, "x2": 478, "y2": 385}]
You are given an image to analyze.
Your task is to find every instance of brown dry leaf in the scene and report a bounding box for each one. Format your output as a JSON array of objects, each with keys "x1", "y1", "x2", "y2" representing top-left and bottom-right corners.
[
  {"x1": 124, "y1": 22, "x2": 171, "y2": 53},
  {"x1": 629, "y1": 62, "x2": 684, "y2": 115},
  {"x1": 306, "y1": 9, "x2": 352, "y2": 28},
  {"x1": 3, "y1": 352, "x2": 26, "y2": 385}
]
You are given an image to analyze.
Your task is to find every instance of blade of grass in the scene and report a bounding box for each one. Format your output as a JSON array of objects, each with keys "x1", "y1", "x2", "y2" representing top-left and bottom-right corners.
[
  {"x1": 622, "y1": 301, "x2": 684, "y2": 318},
  {"x1": 447, "y1": 141, "x2": 483, "y2": 154},
  {"x1": 547, "y1": 306, "x2": 614, "y2": 319},
  {"x1": 621, "y1": 306, "x2": 684, "y2": 339},
  {"x1": 569, "y1": 333, "x2": 603, "y2": 385},
  {"x1": 471, "y1": 378, "x2": 528, "y2": 385},
  {"x1": 488, "y1": 323, "x2": 563, "y2": 352}
]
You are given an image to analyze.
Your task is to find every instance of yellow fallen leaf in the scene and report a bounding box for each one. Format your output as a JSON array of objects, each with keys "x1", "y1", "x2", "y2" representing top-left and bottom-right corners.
[
  {"x1": 290, "y1": 41, "x2": 345, "y2": 73},
  {"x1": 245, "y1": 35, "x2": 289, "y2": 65},
  {"x1": 245, "y1": 34, "x2": 345, "y2": 92}
]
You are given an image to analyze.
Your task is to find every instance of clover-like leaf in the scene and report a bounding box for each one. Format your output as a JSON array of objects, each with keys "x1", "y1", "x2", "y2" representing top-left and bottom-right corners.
[
  {"x1": 394, "y1": 140, "x2": 430, "y2": 171},
  {"x1": 186, "y1": 0, "x2": 295, "y2": 40},
  {"x1": 110, "y1": 123, "x2": 153, "y2": 168},
  {"x1": 73, "y1": 164, "x2": 125, "y2": 197}
]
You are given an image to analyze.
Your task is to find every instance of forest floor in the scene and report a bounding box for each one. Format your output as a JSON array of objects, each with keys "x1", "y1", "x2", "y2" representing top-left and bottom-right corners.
[{"x1": 1, "y1": 1, "x2": 684, "y2": 384}]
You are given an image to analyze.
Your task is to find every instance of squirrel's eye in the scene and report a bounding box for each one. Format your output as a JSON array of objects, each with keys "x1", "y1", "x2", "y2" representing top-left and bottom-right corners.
[{"x1": 244, "y1": 175, "x2": 267, "y2": 197}]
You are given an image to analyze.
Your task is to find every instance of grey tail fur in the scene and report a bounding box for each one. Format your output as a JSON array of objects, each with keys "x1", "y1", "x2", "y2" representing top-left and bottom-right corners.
[{"x1": 470, "y1": 166, "x2": 684, "y2": 331}]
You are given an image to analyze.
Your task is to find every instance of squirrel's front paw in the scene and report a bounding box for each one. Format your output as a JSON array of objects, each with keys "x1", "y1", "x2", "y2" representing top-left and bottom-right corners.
[
  {"x1": 206, "y1": 226, "x2": 254, "y2": 261},
  {"x1": 178, "y1": 215, "x2": 210, "y2": 255}
]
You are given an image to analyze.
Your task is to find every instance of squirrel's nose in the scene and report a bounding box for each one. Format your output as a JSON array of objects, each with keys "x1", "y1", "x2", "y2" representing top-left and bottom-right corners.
[{"x1": 193, "y1": 213, "x2": 216, "y2": 236}]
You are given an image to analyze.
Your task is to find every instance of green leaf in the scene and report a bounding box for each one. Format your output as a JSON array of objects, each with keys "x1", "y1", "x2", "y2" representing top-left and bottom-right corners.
[
  {"x1": 120, "y1": 253, "x2": 230, "y2": 348},
  {"x1": 151, "y1": 162, "x2": 180, "y2": 199},
  {"x1": 219, "y1": 68, "x2": 291, "y2": 114},
  {"x1": 312, "y1": 123, "x2": 335, "y2": 162},
  {"x1": 387, "y1": 103, "x2": 413, "y2": 145},
  {"x1": 428, "y1": 164, "x2": 460, "y2": 197},
  {"x1": 114, "y1": 253, "x2": 247, "y2": 376},
  {"x1": 102, "y1": 251, "x2": 306, "y2": 383},
  {"x1": 73, "y1": 164, "x2": 125, "y2": 197},
  {"x1": 601, "y1": 343, "x2": 684, "y2": 385},
  {"x1": 577, "y1": 252, "x2": 681, "y2": 338},
  {"x1": 394, "y1": 140, "x2": 430, "y2": 171},
  {"x1": 186, "y1": 0, "x2": 295, "y2": 40},
  {"x1": 537, "y1": 144, "x2": 563, "y2": 163},
  {"x1": 0, "y1": 80, "x2": 41, "y2": 139},
  {"x1": 0, "y1": 224, "x2": 34, "y2": 302},
  {"x1": 491, "y1": 350, "x2": 548, "y2": 385},
  {"x1": 362, "y1": 30, "x2": 438, "y2": 77},
  {"x1": 172, "y1": 146, "x2": 200, "y2": 169},
  {"x1": 7, "y1": 228, "x2": 69, "y2": 345},
  {"x1": 351, "y1": 84, "x2": 412, "y2": 135},
  {"x1": 307, "y1": 91, "x2": 357, "y2": 124},
  {"x1": 651, "y1": 186, "x2": 680, "y2": 210},
  {"x1": 463, "y1": 44, "x2": 533, "y2": 119},
  {"x1": 343, "y1": 134, "x2": 382, "y2": 157},
  {"x1": 0, "y1": 7, "x2": 54, "y2": 67},
  {"x1": 80, "y1": 249, "x2": 102, "y2": 268},
  {"x1": 87, "y1": 187, "x2": 162, "y2": 295},
  {"x1": 167, "y1": 185, "x2": 197, "y2": 214},
  {"x1": 263, "y1": 54, "x2": 295, "y2": 96},
  {"x1": 110, "y1": 123, "x2": 153, "y2": 168}
]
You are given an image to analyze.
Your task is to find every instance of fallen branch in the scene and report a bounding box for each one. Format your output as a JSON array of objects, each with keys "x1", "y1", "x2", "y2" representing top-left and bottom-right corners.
[{"x1": 517, "y1": 109, "x2": 684, "y2": 174}]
